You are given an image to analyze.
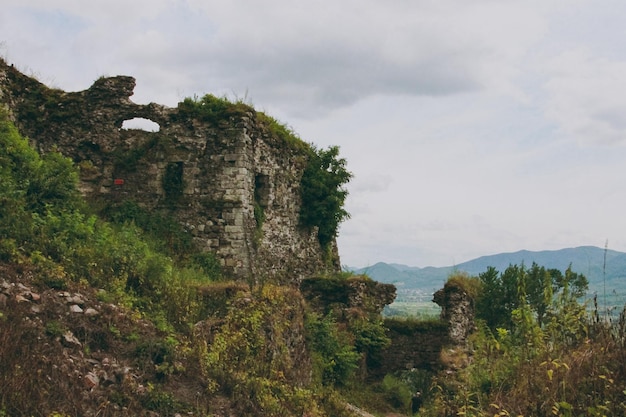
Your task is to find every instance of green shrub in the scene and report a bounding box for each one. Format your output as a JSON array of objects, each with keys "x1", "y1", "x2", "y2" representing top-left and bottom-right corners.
[
  {"x1": 45, "y1": 321, "x2": 66, "y2": 338},
  {"x1": 423, "y1": 265, "x2": 624, "y2": 417},
  {"x1": 141, "y1": 387, "x2": 189, "y2": 414},
  {"x1": 299, "y1": 145, "x2": 352, "y2": 248},
  {"x1": 100, "y1": 200, "x2": 196, "y2": 259},
  {"x1": 350, "y1": 318, "x2": 390, "y2": 368},
  {"x1": 198, "y1": 285, "x2": 320, "y2": 416},
  {"x1": 176, "y1": 94, "x2": 251, "y2": 124},
  {"x1": 381, "y1": 374, "x2": 412, "y2": 411},
  {"x1": 305, "y1": 312, "x2": 360, "y2": 387},
  {"x1": 257, "y1": 112, "x2": 310, "y2": 153}
]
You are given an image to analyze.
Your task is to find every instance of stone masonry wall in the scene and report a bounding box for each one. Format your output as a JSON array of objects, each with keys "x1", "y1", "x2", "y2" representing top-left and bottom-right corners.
[
  {"x1": 372, "y1": 320, "x2": 450, "y2": 379},
  {"x1": 0, "y1": 59, "x2": 337, "y2": 282},
  {"x1": 433, "y1": 281, "x2": 476, "y2": 344}
]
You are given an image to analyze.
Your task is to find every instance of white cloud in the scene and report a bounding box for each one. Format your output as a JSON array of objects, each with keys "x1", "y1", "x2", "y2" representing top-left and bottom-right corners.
[
  {"x1": 542, "y1": 49, "x2": 626, "y2": 145},
  {"x1": 1, "y1": 1, "x2": 551, "y2": 114}
]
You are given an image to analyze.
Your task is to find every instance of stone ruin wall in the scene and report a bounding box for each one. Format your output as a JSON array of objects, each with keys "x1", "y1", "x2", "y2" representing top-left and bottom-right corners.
[{"x1": 0, "y1": 60, "x2": 338, "y2": 282}]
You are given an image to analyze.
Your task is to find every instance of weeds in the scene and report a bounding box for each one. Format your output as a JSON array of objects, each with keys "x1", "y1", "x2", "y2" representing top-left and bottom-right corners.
[{"x1": 421, "y1": 269, "x2": 626, "y2": 416}]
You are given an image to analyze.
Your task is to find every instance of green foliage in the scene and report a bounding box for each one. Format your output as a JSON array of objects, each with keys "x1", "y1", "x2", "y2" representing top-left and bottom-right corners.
[
  {"x1": 445, "y1": 271, "x2": 481, "y2": 300},
  {"x1": 256, "y1": 112, "x2": 310, "y2": 153},
  {"x1": 381, "y1": 374, "x2": 413, "y2": 411},
  {"x1": 305, "y1": 312, "x2": 361, "y2": 387},
  {"x1": 199, "y1": 285, "x2": 321, "y2": 416},
  {"x1": 176, "y1": 94, "x2": 252, "y2": 124},
  {"x1": 422, "y1": 265, "x2": 624, "y2": 417},
  {"x1": 190, "y1": 251, "x2": 222, "y2": 279},
  {"x1": 177, "y1": 93, "x2": 310, "y2": 152},
  {"x1": 350, "y1": 318, "x2": 390, "y2": 368},
  {"x1": 0, "y1": 110, "x2": 221, "y2": 333},
  {"x1": 103, "y1": 200, "x2": 194, "y2": 254},
  {"x1": 44, "y1": 321, "x2": 66, "y2": 338},
  {"x1": 27, "y1": 150, "x2": 81, "y2": 212},
  {"x1": 384, "y1": 317, "x2": 448, "y2": 336},
  {"x1": 299, "y1": 145, "x2": 352, "y2": 248},
  {"x1": 0, "y1": 108, "x2": 82, "y2": 252},
  {"x1": 141, "y1": 386, "x2": 190, "y2": 414},
  {"x1": 101, "y1": 200, "x2": 222, "y2": 278},
  {"x1": 475, "y1": 263, "x2": 589, "y2": 332}
]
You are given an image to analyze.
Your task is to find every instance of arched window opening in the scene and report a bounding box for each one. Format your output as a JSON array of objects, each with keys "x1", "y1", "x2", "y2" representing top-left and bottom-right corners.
[{"x1": 121, "y1": 117, "x2": 160, "y2": 132}]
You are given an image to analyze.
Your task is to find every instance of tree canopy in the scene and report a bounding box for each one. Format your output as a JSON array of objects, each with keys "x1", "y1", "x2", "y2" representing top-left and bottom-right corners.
[{"x1": 299, "y1": 145, "x2": 352, "y2": 249}]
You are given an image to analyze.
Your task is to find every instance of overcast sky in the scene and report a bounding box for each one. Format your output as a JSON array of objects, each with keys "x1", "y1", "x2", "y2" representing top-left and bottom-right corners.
[{"x1": 2, "y1": 0, "x2": 626, "y2": 268}]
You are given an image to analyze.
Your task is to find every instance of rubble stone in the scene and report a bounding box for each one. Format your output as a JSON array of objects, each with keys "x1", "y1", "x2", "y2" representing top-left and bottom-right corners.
[
  {"x1": 62, "y1": 331, "x2": 82, "y2": 348},
  {"x1": 69, "y1": 304, "x2": 84, "y2": 313}
]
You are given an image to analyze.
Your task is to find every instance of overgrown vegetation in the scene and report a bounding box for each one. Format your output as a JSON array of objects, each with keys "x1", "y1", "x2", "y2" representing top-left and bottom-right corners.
[
  {"x1": 0, "y1": 108, "x2": 384, "y2": 416},
  {"x1": 0, "y1": 108, "x2": 222, "y2": 330},
  {"x1": 419, "y1": 264, "x2": 626, "y2": 416},
  {"x1": 5, "y1": 85, "x2": 624, "y2": 415},
  {"x1": 299, "y1": 145, "x2": 352, "y2": 249},
  {"x1": 176, "y1": 93, "x2": 252, "y2": 125}
]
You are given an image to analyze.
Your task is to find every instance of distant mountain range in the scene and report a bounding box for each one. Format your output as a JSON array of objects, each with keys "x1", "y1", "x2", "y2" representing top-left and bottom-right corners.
[{"x1": 350, "y1": 246, "x2": 626, "y2": 295}]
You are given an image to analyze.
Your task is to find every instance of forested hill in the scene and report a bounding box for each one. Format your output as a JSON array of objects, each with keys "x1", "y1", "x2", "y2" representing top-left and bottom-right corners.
[{"x1": 352, "y1": 246, "x2": 626, "y2": 293}]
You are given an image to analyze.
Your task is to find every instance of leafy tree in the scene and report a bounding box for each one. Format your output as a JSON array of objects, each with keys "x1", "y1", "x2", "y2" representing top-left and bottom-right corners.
[
  {"x1": 526, "y1": 263, "x2": 558, "y2": 326},
  {"x1": 475, "y1": 266, "x2": 505, "y2": 330},
  {"x1": 300, "y1": 145, "x2": 352, "y2": 248},
  {"x1": 475, "y1": 265, "x2": 520, "y2": 330},
  {"x1": 476, "y1": 263, "x2": 589, "y2": 331}
]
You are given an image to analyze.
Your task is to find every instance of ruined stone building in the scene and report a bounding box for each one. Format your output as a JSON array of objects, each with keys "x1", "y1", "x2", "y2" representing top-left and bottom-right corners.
[{"x1": 0, "y1": 59, "x2": 339, "y2": 281}]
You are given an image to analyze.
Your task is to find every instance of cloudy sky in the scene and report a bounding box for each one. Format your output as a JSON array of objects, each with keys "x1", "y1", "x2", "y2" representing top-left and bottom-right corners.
[{"x1": 2, "y1": 0, "x2": 626, "y2": 268}]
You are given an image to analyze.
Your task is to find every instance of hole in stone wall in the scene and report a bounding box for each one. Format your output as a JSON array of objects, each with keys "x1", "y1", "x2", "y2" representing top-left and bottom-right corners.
[
  {"x1": 255, "y1": 174, "x2": 270, "y2": 208},
  {"x1": 121, "y1": 118, "x2": 160, "y2": 132},
  {"x1": 163, "y1": 162, "x2": 185, "y2": 202},
  {"x1": 254, "y1": 174, "x2": 270, "y2": 237}
]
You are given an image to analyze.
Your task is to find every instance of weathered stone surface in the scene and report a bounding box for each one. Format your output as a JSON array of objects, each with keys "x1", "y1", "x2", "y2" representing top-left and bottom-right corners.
[
  {"x1": 66, "y1": 295, "x2": 85, "y2": 305},
  {"x1": 84, "y1": 307, "x2": 99, "y2": 316},
  {"x1": 62, "y1": 330, "x2": 82, "y2": 347},
  {"x1": 0, "y1": 58, "x2": 339, "y2": 282},
  {"x1": 300, "y1": 276, "x2": 396, "y2": 317},
  {"x1": 433, "y1": 281, "x2": 475, "y2": 345},
  {"x1": 83, "y1": 372, "x2": 99, "y2": 389},
  {"x1": 15, "y1": 294, "x2": 29, "y2": 303},
  {"x1": 373, "y1": 319, "x2": 450, "y2": 379},
  {"x1": 69, "y1": 304, "x2": 84, "y2": 314}
]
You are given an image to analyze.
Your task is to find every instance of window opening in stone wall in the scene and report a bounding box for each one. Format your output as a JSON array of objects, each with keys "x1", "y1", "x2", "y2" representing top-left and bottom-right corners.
[
  {"x1": 254, "y1": 174, "x2": 270, "y2": 237},
  {"x1": 163, "y1": 162, "x2": 185, "y2": 203},
  {"x1": 254, "y1": 174, "x2": 270, "y2": 208},
  {"x1": 121, "y1": 117, "x2": 160, "y2": 132}
]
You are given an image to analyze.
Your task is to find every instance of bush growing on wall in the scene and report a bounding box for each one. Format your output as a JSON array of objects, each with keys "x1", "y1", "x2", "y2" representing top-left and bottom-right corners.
[{"x1": 299, "y1": 145, "x2": 352, "y2": 248}]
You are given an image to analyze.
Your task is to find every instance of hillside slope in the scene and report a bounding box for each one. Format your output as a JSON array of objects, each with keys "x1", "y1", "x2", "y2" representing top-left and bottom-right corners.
[{"x1": 0, "y1": 89, "x2": 400, "y2": 417}]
